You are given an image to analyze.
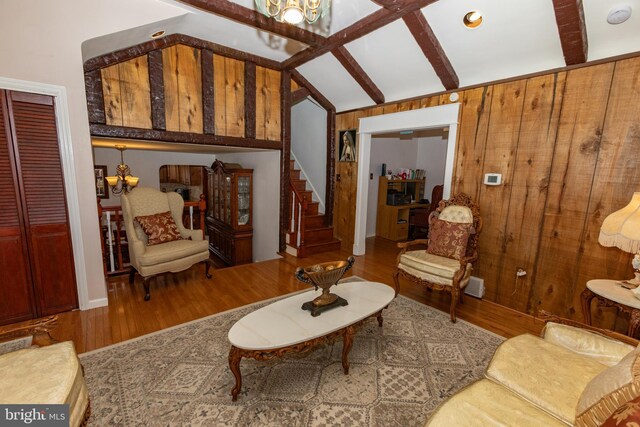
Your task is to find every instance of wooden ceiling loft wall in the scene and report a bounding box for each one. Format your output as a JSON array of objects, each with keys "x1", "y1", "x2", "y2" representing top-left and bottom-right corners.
[
  {"x1": 83, "y1": 34, "x2": 303, "y2": 252},
  {"x1": 335, "y1": 55, "x2": 640, "y2": 333}
]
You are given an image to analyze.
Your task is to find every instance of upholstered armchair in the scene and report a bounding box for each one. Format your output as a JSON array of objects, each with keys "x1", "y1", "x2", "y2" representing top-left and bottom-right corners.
[
  {"x1": 0, "y1": 316, "x2": 90, "y2": 427},
  {"x1": 393, "y1": 193, "x2": 482, "y2": 322},
  {"x1": 122, "y1": 187, "x2": 212, "y2": 301}
]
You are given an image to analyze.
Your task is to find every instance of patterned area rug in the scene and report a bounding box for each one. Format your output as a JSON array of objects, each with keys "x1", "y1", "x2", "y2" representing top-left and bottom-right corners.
[{"x1": 81, "y1": 278, "x2": 503, "y2": 426}]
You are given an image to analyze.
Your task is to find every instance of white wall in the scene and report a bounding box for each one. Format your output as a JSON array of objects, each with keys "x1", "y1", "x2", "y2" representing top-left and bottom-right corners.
[
  {"x1": 0, "y1": 0, "x2": 186, "y2": 307},
  {"x1": 416, "y1": 134, "x2": 448, "y2": 199},
  {"x1": 215, "y1": 151, "x2": 281, "y2": 263},
  {"x1": 93, "y1": 147, "x2": 214, "y2": 207},
  {"x1": 291, "y1": 99, "x2": 327, "y2": 209},
  {"x1": 366, "y1": 137, "x2": 418, "y2": 237}
]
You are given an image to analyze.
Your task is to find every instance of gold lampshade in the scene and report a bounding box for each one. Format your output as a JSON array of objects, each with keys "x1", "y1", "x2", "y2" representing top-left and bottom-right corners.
[
  {"x1": 126, "y1": 176, "x2": 139, "y2": 187},
  {"x1": 599, "y1": 192, "x2": 640, "y2": 254},
  {"x1": 105, "y1": 176, "x2": 119, "y2": 187}
]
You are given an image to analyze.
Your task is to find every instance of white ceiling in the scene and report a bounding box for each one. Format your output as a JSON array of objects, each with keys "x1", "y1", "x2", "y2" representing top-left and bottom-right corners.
[{"x1": 82, "y1": 0, "x2": 640, "y2": 112}]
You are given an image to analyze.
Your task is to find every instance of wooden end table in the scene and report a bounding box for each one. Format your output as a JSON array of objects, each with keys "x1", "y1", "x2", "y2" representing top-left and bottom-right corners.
[
  {"x1": 227, "y1": 281, "x2": 395, "y2": 401},
  {"x1": 581, "y1": 279, "x2": 640, "y2": 338}
]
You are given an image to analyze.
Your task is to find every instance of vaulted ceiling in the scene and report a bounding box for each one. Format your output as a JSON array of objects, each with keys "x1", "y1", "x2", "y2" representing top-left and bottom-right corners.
[{"x1": 82, "y1": 0, "x2": 640, "y2": 112}]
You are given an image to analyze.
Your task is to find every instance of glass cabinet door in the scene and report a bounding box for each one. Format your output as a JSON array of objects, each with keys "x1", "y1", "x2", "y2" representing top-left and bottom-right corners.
[
  {"x1": 237, "y1": 175, "x2": 250, "y2": 226},
  {"x1": 213, "y1": 171, "x2": 220, "y2": 220},
  {"x1": 225, "y1": 175, "x2": 231, "y2": 224}
]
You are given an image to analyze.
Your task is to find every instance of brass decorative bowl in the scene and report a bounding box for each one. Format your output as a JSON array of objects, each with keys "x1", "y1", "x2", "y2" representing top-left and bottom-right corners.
[{"x1": 295, "y1": 256, "x2": 355, "y2": 316}]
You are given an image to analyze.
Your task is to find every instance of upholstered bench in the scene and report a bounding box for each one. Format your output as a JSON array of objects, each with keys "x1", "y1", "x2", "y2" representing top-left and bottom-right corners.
[{"x1": 0, "y1": 317, "x2": 90, "y2": 427}]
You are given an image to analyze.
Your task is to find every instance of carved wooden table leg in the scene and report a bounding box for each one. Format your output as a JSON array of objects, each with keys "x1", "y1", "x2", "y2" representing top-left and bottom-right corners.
[
  {"x1": 629, "y1": 310, "x2": 640, "y2": 339},
  {"x1": 228, "y1": 346, "x2": 243, "y2": 402},
  {"x1": 376, "y1": 310, "x2": 384, "y2": 327},
  {"x1": 342, "y1": 325, "x2": 355, "y2": 375},
  {"x1": 581, "y1": 288, "x2": 595, "y2": 325}
]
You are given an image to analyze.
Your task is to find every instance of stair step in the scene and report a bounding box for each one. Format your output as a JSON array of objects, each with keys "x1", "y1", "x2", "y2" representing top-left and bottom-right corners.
[
  {"x1": 303, "y1": 226, "x2": 334, "y2": 243},
  {"x1": 306, "y1": 202, "x2": 319, "y2": 216},
  {"x1": 299, "y1": 190, "x2": 313, "y2": 201},
  {"x1": 305, "y1": 214, "x2": 326, "y2": 229},
  {"x1": 291, "y1": 179, "x2": 307, "y2": 191},
  {"x1": 297, "y1": 239, "x2": 341, "y2": 257},
  {"x1": 290, "y1": 169, "x2": 301, "y2": 180},
  {"x1": 289, "y1": 159, "x2": 296, "y2": 168}
]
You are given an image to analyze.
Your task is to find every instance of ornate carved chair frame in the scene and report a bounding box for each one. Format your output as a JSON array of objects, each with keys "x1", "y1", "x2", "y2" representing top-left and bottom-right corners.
[{"x1": 393, "y1": 193, "x2": 482, "y2": 322}]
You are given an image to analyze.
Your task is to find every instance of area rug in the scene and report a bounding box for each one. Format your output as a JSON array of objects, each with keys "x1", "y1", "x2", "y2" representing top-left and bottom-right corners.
[{"x1": 80, "y1": 278, "x2": 504, "y2": 426}]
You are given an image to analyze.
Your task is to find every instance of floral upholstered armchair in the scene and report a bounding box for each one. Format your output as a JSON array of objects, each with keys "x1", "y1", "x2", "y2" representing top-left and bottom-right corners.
[
  {"x1": 122, "y1": 187, "x2": 212, "y2": 301},
  {"x1": 393, "y1": 193, "x2": 482, "y2": 322}
]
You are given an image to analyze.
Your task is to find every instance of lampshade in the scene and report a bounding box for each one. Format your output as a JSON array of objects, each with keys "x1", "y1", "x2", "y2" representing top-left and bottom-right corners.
[{"x1": 599, "y1": 192, "x2": 640, "y2": 254}]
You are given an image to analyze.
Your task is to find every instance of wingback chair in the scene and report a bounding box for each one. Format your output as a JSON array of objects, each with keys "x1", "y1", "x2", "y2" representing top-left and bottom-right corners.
[
  {"x1": 393, "y1": 193, "x2": 482, "y2": 322},
  {"x1": 122, "y1": 187, "x2": 212, "y2": 301}
]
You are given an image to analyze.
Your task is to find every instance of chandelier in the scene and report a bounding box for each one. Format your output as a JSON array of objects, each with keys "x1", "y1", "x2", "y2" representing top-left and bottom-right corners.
[
  {"x1": 105, "y1": 145, "x2": 139, "y2": 195},
  {"x1": 255, "y1": 0, "x2": 330, "y2": 25}
]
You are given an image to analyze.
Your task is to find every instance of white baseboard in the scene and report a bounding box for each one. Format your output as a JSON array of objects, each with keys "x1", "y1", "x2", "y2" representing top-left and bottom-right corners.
[{"x1": 85, "y1": 298, "x2": 109, "y2": 310}]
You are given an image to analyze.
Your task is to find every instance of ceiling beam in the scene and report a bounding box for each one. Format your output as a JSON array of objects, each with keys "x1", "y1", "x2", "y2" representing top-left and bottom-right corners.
[
  {"x1": 332, "y1": 46, "x2": 385, "y2": 104},
  {"x1": 551, "y1": 0, "x2": 588, "y2": 65},
  {"x1": 177, "y1": 0, "x2": 325, "y2": 47},
  {"x1": 291, "y1": 70, "x2": 335, "y2": 111},
  {"x1": 282, "y1": 0, "x2": 437, "y2": 69},
  {"x1": 291, "y1": 87, "x2": 311, "y2": 105},
  {"x1": 402, "y1": 11, "x2": 459, "y2": 90}
]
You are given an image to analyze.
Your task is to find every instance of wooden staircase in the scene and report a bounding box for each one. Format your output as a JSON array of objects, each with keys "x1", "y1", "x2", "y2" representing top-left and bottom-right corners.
[{"x1": 287, "y1": 159, "x2": 340, "y2": 257}]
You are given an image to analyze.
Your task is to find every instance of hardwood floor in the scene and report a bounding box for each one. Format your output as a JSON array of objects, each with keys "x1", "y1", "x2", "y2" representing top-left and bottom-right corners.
[{"x1": 48, "y1": 237, "x2": 544, "y2": 353}]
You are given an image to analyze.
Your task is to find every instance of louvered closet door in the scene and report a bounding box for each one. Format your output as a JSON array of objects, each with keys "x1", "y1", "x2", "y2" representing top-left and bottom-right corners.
[
  {"x1": 7, "y1": 91, "x2": 78, "y2": 315},
  {"x1": 0, "y1": 91, "x2": 36, "y2": 324}
]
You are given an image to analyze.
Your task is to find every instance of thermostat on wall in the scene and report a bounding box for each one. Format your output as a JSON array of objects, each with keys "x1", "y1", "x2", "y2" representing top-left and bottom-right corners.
[{"x1": 484, "y1": 173, "x2": 502, "y2": 186}]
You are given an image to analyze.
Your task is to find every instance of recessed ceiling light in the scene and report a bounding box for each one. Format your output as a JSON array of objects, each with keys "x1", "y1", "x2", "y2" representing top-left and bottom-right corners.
[
  {"x1": 607, "y1": 5, "x2": 632, "y2": 24},
  {"x1": 150, "y1": 30, "x2": 166, "y2": 39},
  {"x1": 463, "y1": 10, "x2": 483, "y2": 28}
]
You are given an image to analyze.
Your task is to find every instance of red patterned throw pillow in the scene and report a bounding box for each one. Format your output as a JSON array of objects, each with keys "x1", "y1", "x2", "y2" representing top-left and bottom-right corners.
[
  {"x1": 602, "y1": 395, "x2": 640, "y2": 426},
  {"x1": 135, "y1": 211, "x2": 182, "y2": 246},
  {"x1": 426, "y1": 217, "x2": 472, "y2": 260}
]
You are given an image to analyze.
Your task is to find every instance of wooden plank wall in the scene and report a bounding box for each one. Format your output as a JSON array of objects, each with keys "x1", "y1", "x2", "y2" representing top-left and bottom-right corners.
[
  {"x1": 96, "y1": 44, "x2": 281, "y2": 142},
  {"x1": 336, "y1": 56, "x2": 640, "y2": 328}
]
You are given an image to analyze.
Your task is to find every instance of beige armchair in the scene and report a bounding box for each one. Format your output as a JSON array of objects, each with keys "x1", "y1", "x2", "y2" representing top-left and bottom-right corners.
[
  {"x1": 122, "y1": 187, "x2": 211, "y2": 301},
  {"x1": 0, "y1": 316, "x2": 90, "y2": 427},
  {"x1": 393, "y1": 193, "x2": 482, "y2": 322}
]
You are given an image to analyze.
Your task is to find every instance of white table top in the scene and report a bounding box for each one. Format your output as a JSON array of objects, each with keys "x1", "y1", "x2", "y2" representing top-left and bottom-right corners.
[
  {"x1": 587, "y1": 279, "x2": 640, "y2": 310},
  {"x1": 228, "y1": 281, "x2": 395, "y2": 351}
]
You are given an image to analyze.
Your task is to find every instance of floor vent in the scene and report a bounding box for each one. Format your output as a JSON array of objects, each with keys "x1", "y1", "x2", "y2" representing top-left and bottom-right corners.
[{"x1": 465, "y1": 276, "x2": 485, "y2": 298}]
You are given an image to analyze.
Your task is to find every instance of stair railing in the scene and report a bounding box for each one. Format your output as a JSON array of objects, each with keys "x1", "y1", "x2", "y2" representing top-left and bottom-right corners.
[{"x1": 289, "y1": 181, "x2": 308, "y2": 249}]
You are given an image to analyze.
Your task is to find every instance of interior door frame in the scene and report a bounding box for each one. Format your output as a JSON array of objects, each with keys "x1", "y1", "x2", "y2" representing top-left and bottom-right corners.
[
  {"x1": 354, "y1": 103, "x2": 460, "y2": 255},
  {"x1": 0, "y1": 76, "x2": 91, "y2": 310}
]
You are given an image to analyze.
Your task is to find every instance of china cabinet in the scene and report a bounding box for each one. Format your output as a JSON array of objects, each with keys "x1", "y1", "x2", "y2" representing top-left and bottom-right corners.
[{"x1": 205, "y1": 160, "x2": 253, "y2": 265}]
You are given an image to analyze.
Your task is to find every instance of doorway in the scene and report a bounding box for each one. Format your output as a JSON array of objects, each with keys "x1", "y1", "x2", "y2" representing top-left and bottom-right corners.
[
  {"x1": 354, "y1": 104, "x2": 460, "y2": 255},
  {"x1": 367, "y1": 128, "x2": 449, "y2": 239}
]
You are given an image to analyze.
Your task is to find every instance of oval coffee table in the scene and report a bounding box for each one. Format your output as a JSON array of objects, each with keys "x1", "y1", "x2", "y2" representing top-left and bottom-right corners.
[{"x1": 227, "y1": 281, "x2": 395, "y2": 401}]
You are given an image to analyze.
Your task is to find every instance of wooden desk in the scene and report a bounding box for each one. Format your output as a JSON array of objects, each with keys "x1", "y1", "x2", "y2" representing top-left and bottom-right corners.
[
  {"x1": 376, "y1": 177, "x2": 426, "y2": 241},
  {"x1": 377, "y1": 203, "x2": 429, "y2": 241}
]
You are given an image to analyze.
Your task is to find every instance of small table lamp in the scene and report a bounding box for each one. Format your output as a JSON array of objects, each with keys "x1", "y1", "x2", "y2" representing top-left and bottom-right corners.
[{"x1": 599, "y1": 192, "x2": 640, "y2": 285}]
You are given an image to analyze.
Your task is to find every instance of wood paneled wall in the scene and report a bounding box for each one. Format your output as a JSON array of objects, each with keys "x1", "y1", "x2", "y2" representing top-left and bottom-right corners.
[
  {"x1": 336, "y1": 56, "x2": 640, "y2": 328},
  {"x1": 91, "y1": 43, "x2": 281, "y2": 144}
]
